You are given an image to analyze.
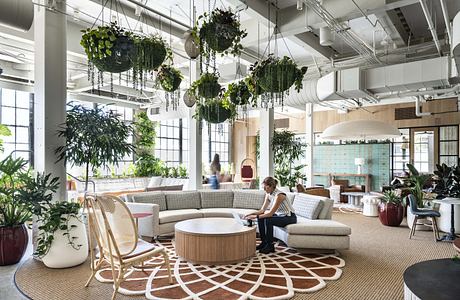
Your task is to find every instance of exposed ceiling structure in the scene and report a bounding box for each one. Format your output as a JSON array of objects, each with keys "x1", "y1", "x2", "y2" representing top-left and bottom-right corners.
[{"x1": 0, "y1": 0, "x2": 459, "y2": 114}]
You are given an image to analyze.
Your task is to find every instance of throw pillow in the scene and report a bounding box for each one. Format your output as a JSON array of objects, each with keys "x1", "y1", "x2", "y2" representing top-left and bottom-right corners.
[
  {"x1": 165, "y1": 191, "x2": 201, "y2": 210},
  {"x1": 292, "y1": 194, "x2": 324, "y2": 219},
  {"x1": 233, "y1": 190, "x2": 265, "y2": 210},
  {"x1": 131, "y1": 192, "x2": 167, "y2": 211}
]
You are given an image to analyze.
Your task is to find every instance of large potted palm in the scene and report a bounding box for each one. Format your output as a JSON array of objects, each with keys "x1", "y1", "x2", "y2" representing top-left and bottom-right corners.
[
  {"x1": 56, "y1": 104, "x2": 134, "y2": 192},
  {"x1": 0, "y1": 156, "x2": 59, "y2": 266}
]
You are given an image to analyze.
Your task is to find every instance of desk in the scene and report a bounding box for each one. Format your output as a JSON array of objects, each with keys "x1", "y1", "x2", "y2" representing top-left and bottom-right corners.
[
  {"x1": 433, "y1": 198, "x2": 460, "y2": 242},
  {"x1": 314, "y1": 173, "x2": 372, "y2": 192}
]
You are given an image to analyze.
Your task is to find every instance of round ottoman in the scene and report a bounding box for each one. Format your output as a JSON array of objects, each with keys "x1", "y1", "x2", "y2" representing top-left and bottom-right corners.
[{"x1": 361, "y1": 195, "x2": 380, "y2": 217}]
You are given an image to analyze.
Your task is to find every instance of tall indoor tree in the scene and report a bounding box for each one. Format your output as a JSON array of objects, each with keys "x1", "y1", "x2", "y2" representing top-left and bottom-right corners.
[{"x1": 55, "y1": 104, "x2": 134, "y2": 191}]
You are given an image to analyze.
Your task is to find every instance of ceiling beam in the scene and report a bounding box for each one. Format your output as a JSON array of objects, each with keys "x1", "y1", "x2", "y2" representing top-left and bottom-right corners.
[{"x1": 290, "y1": 32, "x2": 335, "y2": 59}]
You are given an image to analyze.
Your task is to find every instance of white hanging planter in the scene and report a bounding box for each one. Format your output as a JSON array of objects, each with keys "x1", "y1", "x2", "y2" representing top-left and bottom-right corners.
[{"x1": 42, "y1": 215, "x2": 89, "y2": 268}]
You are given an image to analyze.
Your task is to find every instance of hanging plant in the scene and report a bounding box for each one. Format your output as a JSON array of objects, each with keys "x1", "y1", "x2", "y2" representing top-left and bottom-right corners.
[
  {"x1": 189, "y1": 73, "x2": 222, "y2": 99},
  {"x1": 250, "y1": 55, "x2": 308, "y2": 93},
  {"x1": 156, "y1": 65, "x2": 183, "y2": 92},
  {"x1": 80, "y1": 22, "x2": 135, "y2": 73},
  {"x1": 224, "y1": 80, "x2": 253, "y2": 106},
  {"x1": 194, "y1": 98, "x2": 236, "y2": 124},
  {"x1": 134, "y1": 34, "x2": 170, "y2": 72},
  {"x1": 193, "y1": 8, "x2": 247, "y2": 55}
]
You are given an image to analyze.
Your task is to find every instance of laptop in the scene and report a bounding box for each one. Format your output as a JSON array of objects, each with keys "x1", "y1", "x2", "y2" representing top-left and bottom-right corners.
[{"x1": 232, "y1": 211, "x2": 252, "y2": 226}]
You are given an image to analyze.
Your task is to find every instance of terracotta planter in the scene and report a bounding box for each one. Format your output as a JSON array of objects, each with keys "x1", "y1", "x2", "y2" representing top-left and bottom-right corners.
[
  {"x1": 378, "y1": 203, "x2": 404, "y2": 227},
  {"x1": 0, "y1": 224, "x2": 28, "y2": 266}
]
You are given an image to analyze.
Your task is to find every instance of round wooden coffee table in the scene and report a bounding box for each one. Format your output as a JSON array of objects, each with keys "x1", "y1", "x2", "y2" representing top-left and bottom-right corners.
[{"x1": 175, "y1": 218, "x2": 256, "y2": 265}]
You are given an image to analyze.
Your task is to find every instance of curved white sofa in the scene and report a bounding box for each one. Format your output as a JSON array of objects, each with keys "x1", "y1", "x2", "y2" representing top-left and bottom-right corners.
[{"x1": 124, "y1": 190, "x2": 351, "y2": 252}]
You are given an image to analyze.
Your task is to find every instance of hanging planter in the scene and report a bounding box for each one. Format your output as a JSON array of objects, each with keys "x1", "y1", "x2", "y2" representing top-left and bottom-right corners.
[
  {"x1": 81, "y1": 22, "x2": 135, "y2": 73},
  {"x1": 190, "y1": 73, "x2": 222, "y2": 99},
  {"x1": 250, "y1": 55, "x2": 307, "y2": 93},
  {"x1": 224, "y1": 80, "x2": 252, "y2": 106},
  {"x1": 156, "y1": 65, "x2": 183, "y2": 92},
  {"x1": 134, "y1": 34, "x2": 169, "y2": 72},
  {"x1": 194, "y1": 8, "x2": 247, "y2": 55},
  {"x1": 195, "y1": 98, "x2": 236, "y2": 124}
]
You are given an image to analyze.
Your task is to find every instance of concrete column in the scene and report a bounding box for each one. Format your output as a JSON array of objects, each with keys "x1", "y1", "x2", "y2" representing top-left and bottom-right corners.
[
  {"x1": 259, "y1": 108, "x2": 274, "y2": 186},
  {"x1": 187, "y1": 60, "x2": 202, "y2": 190},
  {"x1": 305, "y1": 103, "x2": 314, "y2": 187},
  {"x1": 34, "y1": 0, "x2": 67, "y2": 200}
]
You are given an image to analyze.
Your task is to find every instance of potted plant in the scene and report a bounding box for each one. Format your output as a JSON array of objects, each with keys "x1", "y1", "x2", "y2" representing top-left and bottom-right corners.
[
  {"x1": 190, "y1": 73, "x2": 222, "y2": 99},
  {"x1": 0, "y1": 124, "x2": 11, "y2": 152},
  {"x1": 156, "y1": 64, "x2": 183, "y2": 92},
  {"x1": 224, "y1": 80, "x2": 253, "y2": 106},
  {"x1": 433, "y1": 163, "x2": 460, "y2": 234},
  {"x1": 195, "y1": 98, "x2": 236, "y2": 124},
  {"x1": 250, "y1": 55, "x2": 307, "y2": 93},
  {"x1": 378, "y1": 190, "x2": 404, "y2": 226},
  {"x1": 194, "y1": 8, "x2": 247, "y2": 55},
  {"x1": 406, "y1": 163, "x2": 434, "y2": 230},
  {"x1": 36, "y1": 201, "x2": 88, "y2": 268},
  {"x1": 80, "y1": 22, "x2": 135, "y2": 73},
  {"x1": 134, "y1": 34, "x2": 170, "y2": 72},
  {"x1": 55, "y1": 104, "x2": 134, "y2": 192},
  {"x1": 0, "y1": 155, "x2": 59, "y2": 266}
]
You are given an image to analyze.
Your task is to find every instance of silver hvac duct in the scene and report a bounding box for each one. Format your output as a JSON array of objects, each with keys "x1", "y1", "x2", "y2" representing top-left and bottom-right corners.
[
  {"x1": 284, "y1": 79, "x2": 319, "y2": 107},
  {"x1": 0, "y1": 0, "x2": 34, "y2": 32}
]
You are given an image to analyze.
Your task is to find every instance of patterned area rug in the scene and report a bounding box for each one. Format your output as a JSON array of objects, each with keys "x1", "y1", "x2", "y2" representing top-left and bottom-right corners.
[
  {"x1": 333, "y1": 203, "x2": 363, "y2": 214},
  {"x1": 94, "y1": 239, "x2": 345, "y2": 300}
]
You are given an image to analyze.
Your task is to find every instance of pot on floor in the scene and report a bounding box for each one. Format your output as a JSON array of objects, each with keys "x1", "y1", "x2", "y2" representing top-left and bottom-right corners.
[
  {"x1": 0, "y1": 224, "x2": 28, "y2": 266},
  {"x1": 378, "y1": 203, "x2": 404, "y2": 227}
]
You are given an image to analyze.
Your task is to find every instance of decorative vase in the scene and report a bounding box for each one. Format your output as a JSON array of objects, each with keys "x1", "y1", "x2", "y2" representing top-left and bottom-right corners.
[
  {"x1": 183, "y1": 30, "x2": 200, "y2": 59},
  {"x1": 378, "y1": 203, "x2": 404, "y2": 227},
  {"x1": 0, "y1": 224, "x2": 28, "y2": 266},
  {"x1": 41, "y1": 215, "x2": 88, "y2": 268}
]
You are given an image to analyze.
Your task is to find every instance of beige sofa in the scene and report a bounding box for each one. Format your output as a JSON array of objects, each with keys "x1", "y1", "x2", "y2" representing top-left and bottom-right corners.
[{"x1": 124, "y1": 190, "x2": 351, "y2": 252}]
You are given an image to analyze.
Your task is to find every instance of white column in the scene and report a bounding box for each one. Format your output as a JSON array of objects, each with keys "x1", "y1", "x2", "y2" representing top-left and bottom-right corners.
[
  {"x1": 259, "y1": 108, "x2": 274, "y2": 186},
  {"x1": 34, "y1": 0, "x2": 67, "y2": 201},
  {"x1": 305, "y1": 103, "x2": 314, "y2": 187},
  {"x1": 187, "y1": 60, "x2": 202, "y2": 190}
]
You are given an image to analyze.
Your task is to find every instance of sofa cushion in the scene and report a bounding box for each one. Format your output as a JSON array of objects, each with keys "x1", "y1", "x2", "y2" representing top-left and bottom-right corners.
[
  {"x1": 200, "y1": 208, "x2": 258, "y2": 218},
  {"x1": 128, "y1": 192, "x2": 167, "y2": 211},
  {"x1": 200, "y1": 190, "x2": 234, "y2": 208},
  {"x1": 232, "y1": 190, "x2": 265, "y2": 210},
  {"x1": 318, "y1": 198, "x2": 334, "y2": 220},
  {"x1": 158, "y1": 209, "x2": 202, "y2": 224},
  {"x1": 146, "y1": 185, "x2": 183, "y2": 192},
  {"x1": 285, "y1": 218, "x2": 351, "y2": 236},
  {"x1": 165, "y1": 191, "x2": 201, "y2": 210},
  {"x1": 293, "y1": 194, "x2": 324, "y2": 219}
]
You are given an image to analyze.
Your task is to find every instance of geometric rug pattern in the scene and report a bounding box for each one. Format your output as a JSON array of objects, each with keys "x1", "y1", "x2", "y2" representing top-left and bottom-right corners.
[{"x1": 95, "y1": 239, "x2": 345, "y2": 300}]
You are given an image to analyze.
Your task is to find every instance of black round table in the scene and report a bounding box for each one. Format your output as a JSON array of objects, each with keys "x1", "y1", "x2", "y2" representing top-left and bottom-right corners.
[{"x1": 404, "y1": 258, "x2": 460, "y2": 300}]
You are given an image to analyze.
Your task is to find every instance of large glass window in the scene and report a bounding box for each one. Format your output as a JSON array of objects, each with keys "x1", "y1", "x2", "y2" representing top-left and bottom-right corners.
[
  {"x1": 391, "y1": 128, "x2": 410, "y2": 177},
  {"x1": 155, "y1": 119, "x2": 182, "y2": 167},
  {"x1": 203, "y1": 123, "x2": 230, "y2": 171},
  {"x1": 439, "y1": 126, "x2": 459, "y2": 166},
  {"x1": 0, "y1": 88, "x2": 32, "y2": 162},
  {"x1": 413, "y1": 130, "x2": 435, "y2": 173}
]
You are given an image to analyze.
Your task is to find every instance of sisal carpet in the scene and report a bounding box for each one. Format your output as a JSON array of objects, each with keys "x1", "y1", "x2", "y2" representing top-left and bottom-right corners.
[{"x1": 15, "y1": 212, "x2": 457, "y2": 300}]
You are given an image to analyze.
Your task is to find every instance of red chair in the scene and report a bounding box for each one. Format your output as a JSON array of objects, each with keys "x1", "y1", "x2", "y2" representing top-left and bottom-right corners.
[{"x1": 241, "y1": 158, "x2": 255, "y2": 183}]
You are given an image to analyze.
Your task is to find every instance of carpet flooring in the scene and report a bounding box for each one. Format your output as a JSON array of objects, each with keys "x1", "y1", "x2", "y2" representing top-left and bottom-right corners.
[{"x1": 14, "y1": 212, "x2": 457, "y2": 300}]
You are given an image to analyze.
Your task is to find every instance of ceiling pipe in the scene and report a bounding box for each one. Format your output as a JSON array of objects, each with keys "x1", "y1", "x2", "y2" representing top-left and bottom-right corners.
[
  {"x1": 439, "y1": 0, "x2": 452, "y2": 45},
  {"x1": 0, "y1": 0, "x2": 34, "y2": 32},
  {"x1": 415, "y1": 96, "x2": 432, "y2": 117},
  {"x1": 377, "y1": 85, "x2": 460, "y2": 99},
  {"x1": 419, "y1": 0, "x2": 442, "y2": 56}
]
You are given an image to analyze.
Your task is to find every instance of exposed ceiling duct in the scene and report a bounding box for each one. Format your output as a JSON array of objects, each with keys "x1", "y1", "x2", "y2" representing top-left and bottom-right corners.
[
  {"x1": 0, "y1": 0, "x2": 34, "y2": 32},
  {"x1": 419, "y1": 0, "x2": 442, "y2": 56}
]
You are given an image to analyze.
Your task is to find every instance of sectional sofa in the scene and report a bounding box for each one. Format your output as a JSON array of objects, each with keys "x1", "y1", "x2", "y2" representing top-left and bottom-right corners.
[{"x1": 123, "y1": 189, "x2": 351, "y2": 252}]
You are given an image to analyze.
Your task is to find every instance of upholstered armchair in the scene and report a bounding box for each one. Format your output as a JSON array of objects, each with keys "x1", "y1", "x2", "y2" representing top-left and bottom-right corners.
[
  {"x1": 296, "y1": 184, "x2": 331, "y2": 198},
  {"x1": 330, "y1": 179, "x2": 365, "y2": 203}
]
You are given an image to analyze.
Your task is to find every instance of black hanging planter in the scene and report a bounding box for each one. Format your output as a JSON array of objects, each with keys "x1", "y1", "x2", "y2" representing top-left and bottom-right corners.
[
  {"x1": 135, "y1": 36, "x2": 168, "y2": 72},
  {"x1": 199, "y1": 101, "x2": 232, "y2": 124},
  {"x1": 157, "y1": 65, "x2": 183, "y2": 92},
  {"x1": 226, "y1": 80, "x2": 251, "y2": 106},
  {"x1": 92, "y1": 36, "x2": 136, "y2": 73},
  {"x1": 196, "y1": 73, "x2": 221, "y2": 99}
]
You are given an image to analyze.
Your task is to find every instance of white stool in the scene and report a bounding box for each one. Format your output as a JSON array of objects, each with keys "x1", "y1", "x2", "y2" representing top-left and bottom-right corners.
[{"x1": 361, "y1": 195, "x2": 380, "y2": 217}]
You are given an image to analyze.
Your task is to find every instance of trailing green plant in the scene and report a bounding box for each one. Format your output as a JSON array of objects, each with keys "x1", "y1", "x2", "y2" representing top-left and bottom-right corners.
[
  {"x1": 133, "y1": 34, "x2": 171, "y2": 72},
  {"x1": 134, "y1": 111, "x2": 157, "y2": 152},
  {"x1": 255, "y1": 130, "x2": 308, "y2": 190},
  {"x1": 406, "y1": 163, "x2": 433, "y2": 208},
  {"x1": 224, "y1": 80, "x2": 254, "y2": 106},
  {"x1": 55, "y1": 104, "x2": 134, "y2": 191},
  {"x1": 380, "y1": 190, "x2": 402, "y2": 204},
  {"x1": 80, "y1": 22, "x2": 135, "y2": 73},
  {"x1": 190, "y1": 73, "x2": 222, "y2": 99},
  {"x1": 35, "y1": 201, "x2": 83, "y2": 258},
  {"x1": 156, "y1": 64, "x2": 183, "y2": 92},
  {"x1": 193, "y1": 8, "x2": 247, "y2": 56},
  {"x1": 194, "y1": 98, "x2": 237, "y2": 124},
  {"x1": 0, "y1": 155, "x2": 59, "y2": 227},
  {"x1": 250, "y1": 55, "x2": 307, "y2": 94},
  {"x1": 0, "y1": 124, "x2": 11, "y2": 153}
]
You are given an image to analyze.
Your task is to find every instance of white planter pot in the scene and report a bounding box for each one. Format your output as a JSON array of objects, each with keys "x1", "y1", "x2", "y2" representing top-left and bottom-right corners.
[
  {"x1": 42, "y1": 215, "x2": 88, "y2": 268},
  {"x1": 436, "y1": 199, "x2": 460, "y2": 234},
  {"x1": 406, "y1": 209, "x2": 431, "y2": 231}
]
